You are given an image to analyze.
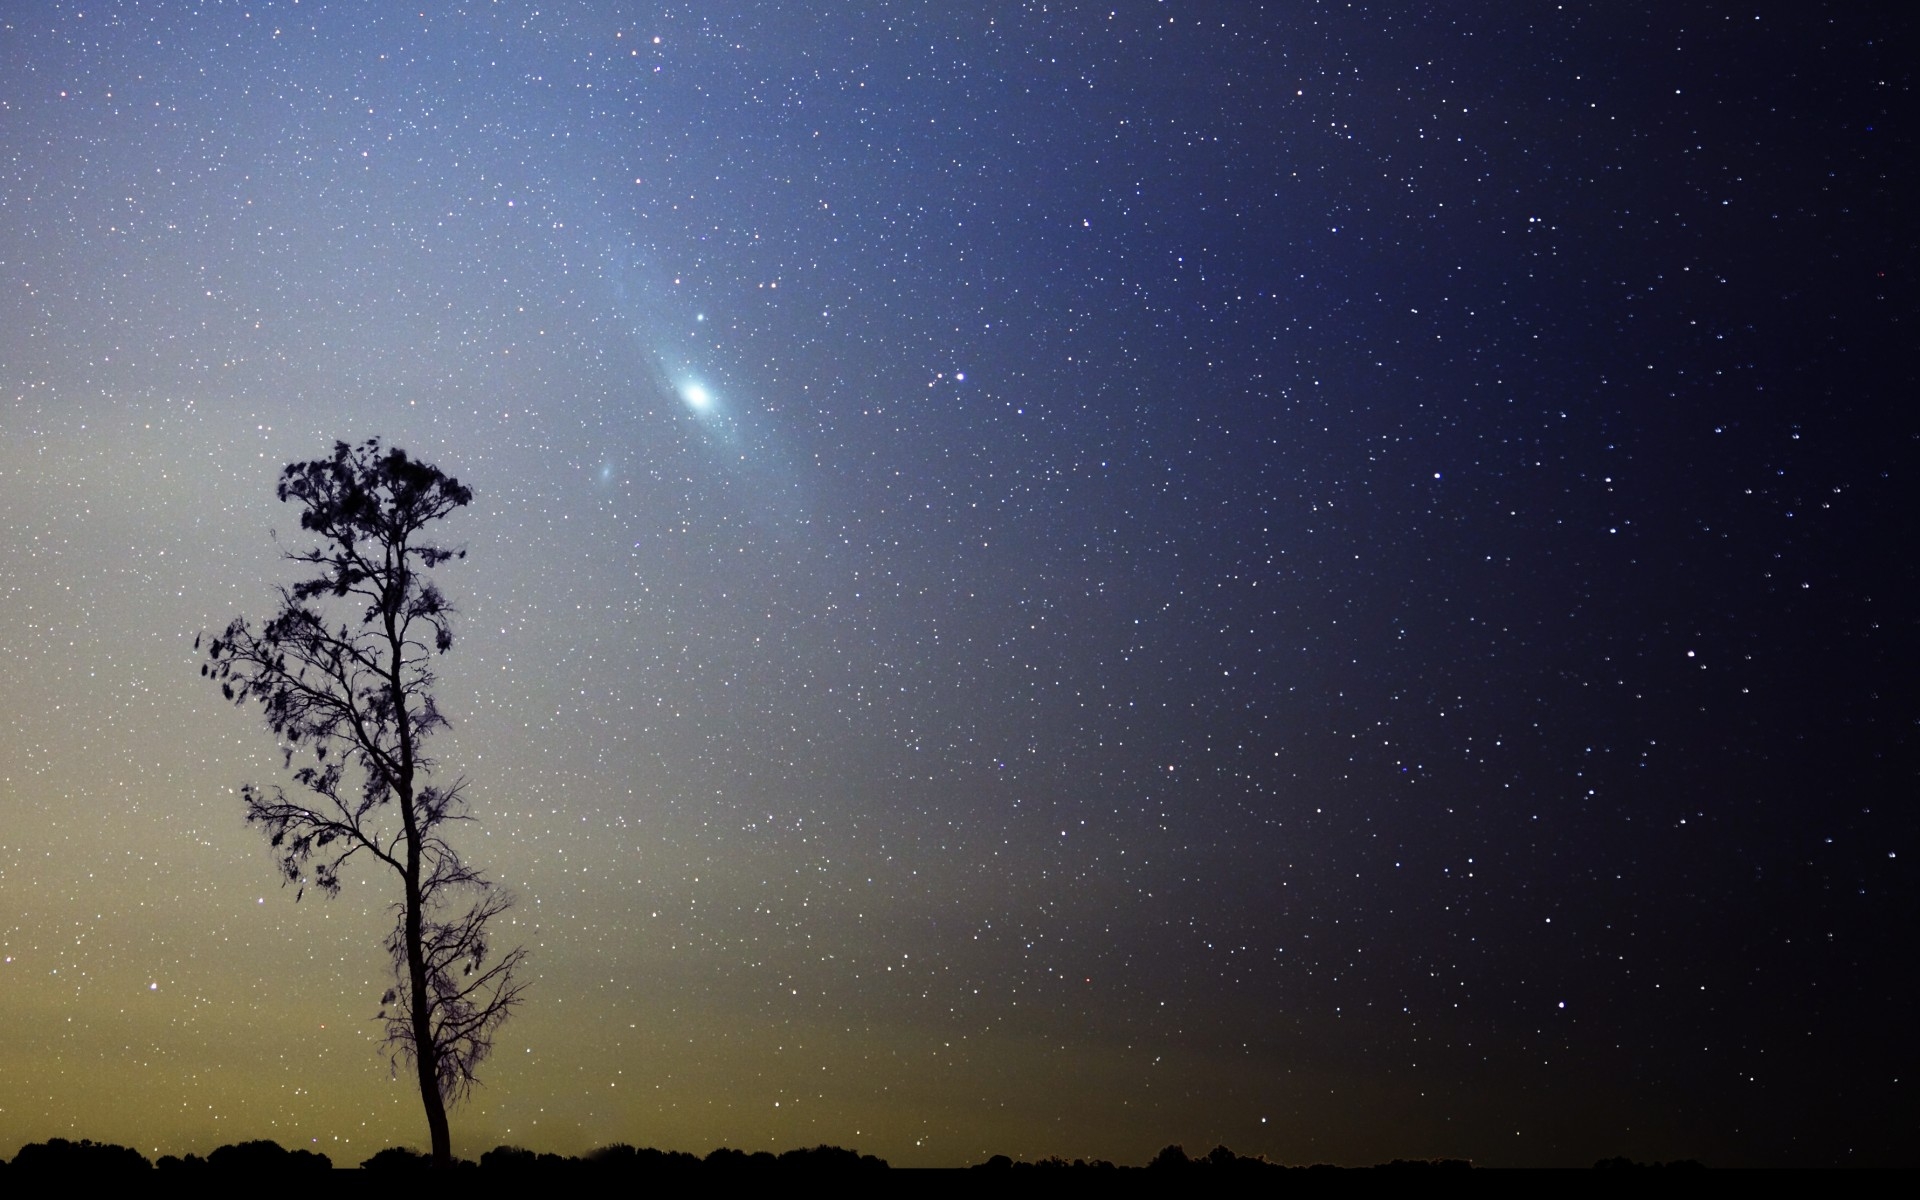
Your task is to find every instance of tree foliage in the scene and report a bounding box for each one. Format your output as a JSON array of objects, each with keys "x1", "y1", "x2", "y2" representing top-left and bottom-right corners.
[{"x1": 201, "y1": 438, "x2": 525, "y2": 1166}]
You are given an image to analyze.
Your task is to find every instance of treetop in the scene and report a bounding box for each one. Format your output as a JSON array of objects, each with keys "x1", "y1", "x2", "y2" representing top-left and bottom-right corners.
[{"x1": 278, "y1": 437, "x2": 473, "y2": 546}]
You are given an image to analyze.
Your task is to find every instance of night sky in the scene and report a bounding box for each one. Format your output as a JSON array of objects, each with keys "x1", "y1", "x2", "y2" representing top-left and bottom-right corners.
[{"x1": 1, "y1": 1, "x2": 1911, "y2": 1168}]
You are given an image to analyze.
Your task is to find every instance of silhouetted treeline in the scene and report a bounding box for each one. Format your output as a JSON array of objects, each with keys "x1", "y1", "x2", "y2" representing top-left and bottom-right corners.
[
  {"x1": 0, "y1": 1137, "x2": 337, "y2": 1171},
  {"x1": 7, "y1": 1139, "x2": 153, "y2": 1170},
  {"x1": 1, "y1": 1138, "x2": 886, "y2": 1171},
  {"x1": 461, "y1": 1143, "x2": 888, "y2": 1171},
  {"x1": 163, "y1": 1140, "x2": 335, "y2": 1169},
  {"x1": 972, "y1": 1145, "x2": 1709, "y2": 1170},
  {"x1": 4, "y1": 1136, "x2": 1703, "y2": 1170},
  {"x1": 977, "y1": 1145, "x2": 1475, "y2": 1170}
]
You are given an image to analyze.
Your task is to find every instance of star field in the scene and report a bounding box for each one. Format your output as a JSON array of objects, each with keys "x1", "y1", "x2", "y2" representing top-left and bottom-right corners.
[{"x1": 0, "y1": 1, "x2": 1911, "y2": 1167}]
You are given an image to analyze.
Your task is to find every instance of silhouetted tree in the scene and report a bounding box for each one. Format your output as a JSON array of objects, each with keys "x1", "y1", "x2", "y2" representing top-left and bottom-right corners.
[
  {"x1": 361, "y1": 1146, "x2": 437, "y2": 1170},
  {"x1": 587, "y1": 1144, "x2": 703, "y2": 1170},
  {"x1": 11, "y1": 1138, "x2": 151, "y2": 1169},
  {"x1": 206, "y1": 1139, "x2": 333, "y2": 1169},
  {"x1": 155, "y1": 1153, "x2": 208, "y2": 1168},
  {"x1": 773, "y1": 1144, "x2": 888, "y2": 1169},
  {"x1": 479, "y1": 1145, "x2": 540, "y2": 1169},
  {"x1": 202, "y1": 439, "x2": 527, "y2": 1168}
]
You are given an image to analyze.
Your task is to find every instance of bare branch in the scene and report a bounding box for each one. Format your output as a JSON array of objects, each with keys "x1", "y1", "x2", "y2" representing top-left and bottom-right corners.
[{"x1": 380, "y1": 882, "x2": 530, "y2": 1104}]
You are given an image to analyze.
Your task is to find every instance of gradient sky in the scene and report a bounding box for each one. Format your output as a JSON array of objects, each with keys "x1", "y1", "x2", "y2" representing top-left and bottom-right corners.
[{"x1": 0, "y1": 1, "x2": 1910, "y2": 1168}]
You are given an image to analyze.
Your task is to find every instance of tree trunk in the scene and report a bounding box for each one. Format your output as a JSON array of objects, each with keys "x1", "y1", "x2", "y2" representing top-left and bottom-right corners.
[
  {"x1": 391, "y1": 598, "x2": 451, "y2": 1167},
  {"x1": 407, "y1": 866, "x2": 452, "y2": 1166}
]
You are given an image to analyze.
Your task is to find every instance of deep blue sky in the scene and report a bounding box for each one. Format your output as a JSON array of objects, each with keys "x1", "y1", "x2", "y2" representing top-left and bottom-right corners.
[{"x1": 0, "y1": 1, "x2": 1911, "y2": 1166}]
